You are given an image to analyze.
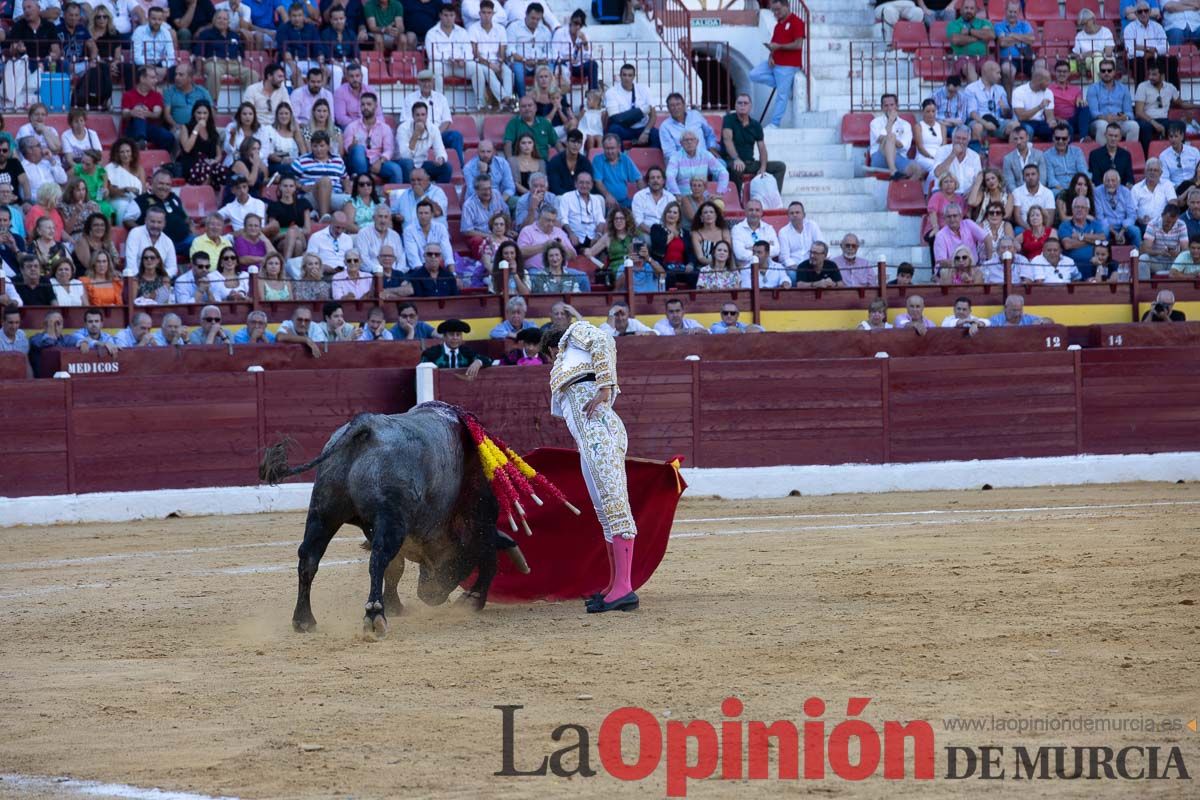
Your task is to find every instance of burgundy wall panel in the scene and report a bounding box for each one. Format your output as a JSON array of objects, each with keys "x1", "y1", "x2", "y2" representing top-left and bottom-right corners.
[
  {"x1": 1080, "y1": 348, "x2": 1200, "y2": 454},
  {"x1": 435, "y1": 362, "x2": 696, "y2": 464},
  {"x1": 698, "y1": 360, "x2": 886, "y2": 467},
  {"x1": 887, "y1": 352, "x2": 1079, "y2": 463},
  {"x1": 0, "y1": 353, "x2": 28, "y2": 379},
  {"x1": 69, "y1": 374, "x2": 261, "y2": 493},
  {"x1": 0, "y1": 381, "x2": 69, "y2": 497},
  {"x1": 44, "y1": 341, "x2": 425, "y2": 379},
  {"x1": 262, "y1": 369, "x2": 418, "y2": 467}
]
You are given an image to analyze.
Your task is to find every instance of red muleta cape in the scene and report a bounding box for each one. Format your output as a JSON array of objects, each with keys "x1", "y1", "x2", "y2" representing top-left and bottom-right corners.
[{"x1": 474, "y1": 448, "x2": 687, "y2": 603}]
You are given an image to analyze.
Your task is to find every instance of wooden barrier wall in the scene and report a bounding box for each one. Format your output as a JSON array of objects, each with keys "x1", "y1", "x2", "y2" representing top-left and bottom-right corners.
[{"x1": 3, "y1": 337, "x2": 1199, "y2": 499}]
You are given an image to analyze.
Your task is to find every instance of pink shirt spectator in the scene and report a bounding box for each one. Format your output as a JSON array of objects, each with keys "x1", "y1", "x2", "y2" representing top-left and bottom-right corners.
[
  {"x1": 516, "y1": 223, "x2": 574, "y2": 269},
  {"x1": 933, "y1": 219, "x2": 987, "y2": 270},
  {"x1": 331, "y1": 272, "x2": 374, "y2": 299},
  {"x1": 333, "y1": 82, "x2": 364, "y2": 128},
  {"x1": 923, "y1": 191, "x2": 964, "y2": 239},
  {"x1": 834, "y1": 256, "x2": 875, "y2": 287},
  {"x1": 342, "y1": 118, "x2": 395, "y2": 165},
  {"x1": 289, "y1": 86, "x2": 335, "y2": 126},
  {"x1": 1049, "y1": 82, "x2": 1082, "y2": 121}
]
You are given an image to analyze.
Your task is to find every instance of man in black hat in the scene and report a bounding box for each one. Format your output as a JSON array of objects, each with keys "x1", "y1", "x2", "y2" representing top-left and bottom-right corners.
[{"x1": 420, "y1": 319, "x2": 491, "y2": 378}]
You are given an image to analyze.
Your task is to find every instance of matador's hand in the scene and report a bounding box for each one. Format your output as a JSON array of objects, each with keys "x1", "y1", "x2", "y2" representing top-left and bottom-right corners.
[{"x1": 584, "y1": 387, "x2": 611, "y2": 419}]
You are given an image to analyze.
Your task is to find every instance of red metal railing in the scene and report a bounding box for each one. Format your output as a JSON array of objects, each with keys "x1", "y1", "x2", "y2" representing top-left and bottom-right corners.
[
  {"x1": 642, "y1": 0, "x2": 699, "y2": 109},
  {"x1": 792, "y1": 0, "x2": 813, "y2": 112}
]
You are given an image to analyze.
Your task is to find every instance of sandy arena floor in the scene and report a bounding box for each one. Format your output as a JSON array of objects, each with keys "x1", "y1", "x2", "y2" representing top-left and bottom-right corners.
[{"x1": 0, "y1": 483, "x2": 1198, "y2": 799}]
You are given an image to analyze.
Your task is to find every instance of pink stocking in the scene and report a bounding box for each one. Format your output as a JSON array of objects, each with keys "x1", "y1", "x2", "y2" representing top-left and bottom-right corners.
[
  {"x1": 604, "y1": 537, "x2": 635, "y2": 602},
  {"x1": 602, "y1": 539, "x2": 615, "y2": 596}
]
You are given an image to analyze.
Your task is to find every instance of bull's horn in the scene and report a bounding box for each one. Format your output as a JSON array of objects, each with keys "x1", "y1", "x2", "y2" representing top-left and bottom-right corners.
[{"x1": 504, "y1": 544, "x2": 531, "y2": 574}]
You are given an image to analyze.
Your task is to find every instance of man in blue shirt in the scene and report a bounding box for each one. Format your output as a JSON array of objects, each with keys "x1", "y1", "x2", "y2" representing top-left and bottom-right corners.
[
  {"x1": 162, "y1": 63, "x2": 213, "y2": 128},
  {"x1": 233, "y1": 310, "x2": 277, "y2": 343},
  {"x1": 931, "y1": 75, "x2": 966, "y2": 134},
  {"x1": 1086, "y1": 58, "x2": 1139, "y2": 142},
  {"x1": 462, "y1": 139, "x2": 516, "y2": 202},
  {"x1": 1058, "y1": 195, "x2": 1107, "y2": 274},
  {"x1": 963, "y1": 60, "x2": 1019, "y2": 147},
  {"x1": 993, "y1": 1, "x2": 1035, "y2": 95},
  {"x1": 489, "y1": 295, "x2": 540, "y2": 340},
  {"x1": 989, "y1": 295, "x2": 1051, "y2": 326},
  {"x1": 246, "y1": 0, "x2": 280, "y2": 47},
  {"x1": 1042, "y1": 122, "x2": 1089, "y2": 193},
  {"x1": 392, "y1": 301, "x2": 438, "y2": 340},
  {"x1": 1094, "y1": 168, "x2": 1143, "y2": 247},
  {"x1": 276, "y1": 2, "x2": 322, "y2": 84},
  {"x1": 591, "y1": 133, "x2": 642, "y2": 208},
  {"x1": 709, "y1": 302, "x2": 749, "y2": 333},
  {"x1": 658, "y1": 92, "x2": 720, "y2": 162},
  {"x1": 66, "y1": 308, "x2": 119, "y2": 355}
]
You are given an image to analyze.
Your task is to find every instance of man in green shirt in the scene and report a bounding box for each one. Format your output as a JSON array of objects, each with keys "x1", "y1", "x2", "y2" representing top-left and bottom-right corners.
[
  {"x1": 503, "y1": 95, "x2": 559, "y2": 159},
  {"x1": 364, "y1": 0, "x2": 408, "y2": 52},
  {"x1": 721, "y1": 93, "x2": 786, "y2": 192},
  {"x1": 946, "y1": 0, "x2": 993, "y2": 83}
]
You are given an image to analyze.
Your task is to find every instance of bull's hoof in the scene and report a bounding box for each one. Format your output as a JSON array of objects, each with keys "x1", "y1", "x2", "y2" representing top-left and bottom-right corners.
[
  {"x1": 362, "y1": 614, "x2": 388, "y2": 640},
  {"x1": 362, "y1": 601, "x2": 387, "y2": 641},
  {"x1": 457, "y1": 590, "x2": 487, "y2": 611},
  {"x1": 293, "y1": 615, "x2": 317, "y2": 633},
  {"x1": 384, "y1": 594, "x2": 405, "y2": 617}
]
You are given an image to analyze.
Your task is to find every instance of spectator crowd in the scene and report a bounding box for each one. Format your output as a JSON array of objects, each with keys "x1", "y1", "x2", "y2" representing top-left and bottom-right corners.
[{"x1": 867, "y1": 0, "x2": 1200, "y2": 285}]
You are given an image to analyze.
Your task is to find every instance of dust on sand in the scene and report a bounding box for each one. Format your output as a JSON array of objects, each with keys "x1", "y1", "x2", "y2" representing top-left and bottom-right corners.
[{"x1": 0, "y1": 483, "x2": 1197, "y2": 799}]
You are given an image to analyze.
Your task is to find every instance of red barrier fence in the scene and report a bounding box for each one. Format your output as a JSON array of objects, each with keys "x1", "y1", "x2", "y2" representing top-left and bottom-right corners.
[{"x1": 4, "y1": 334, "x2": 1199, "y2": 499}]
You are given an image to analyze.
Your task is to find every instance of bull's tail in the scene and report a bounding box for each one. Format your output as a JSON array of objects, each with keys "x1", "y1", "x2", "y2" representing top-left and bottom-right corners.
[{"x1": 259, "y1": 414, "x2": 373, "y2": 485}]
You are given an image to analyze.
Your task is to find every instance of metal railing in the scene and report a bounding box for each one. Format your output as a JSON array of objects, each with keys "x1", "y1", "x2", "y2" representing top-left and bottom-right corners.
[{"x1": 848, "y1": 37, "x2": 1200, "y2": 111}]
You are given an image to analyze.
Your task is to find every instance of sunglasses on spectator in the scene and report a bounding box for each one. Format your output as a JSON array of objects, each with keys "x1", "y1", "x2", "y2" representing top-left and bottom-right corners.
[
  {"x1": 954, "y1": 255, "x2": 971, "y2": 261},
  {"x1": 1054, "y1": 136, "x2": 1069, "y2": 141},
  {"x1": 1100, "y1": 68, "x2": 1114, "y2": 73},
  {"x1": 142, "y1": 255, "x2": 158, "y2": 260},
  {"x1": 721, "y1": 310, "x2": 739, "y2": 316},
  {"x1": 203, "y1": 317, "x2": 221, "y2": 323},
  {"x1": 223, "y1": 254, "x2": 237, "y2": 260},
  {"x1": 988, "y1": 209, "x2": 1003, "y2": 215},
  {"x1": 345, "y1": 257, "x2": 360, "y2": 263}
]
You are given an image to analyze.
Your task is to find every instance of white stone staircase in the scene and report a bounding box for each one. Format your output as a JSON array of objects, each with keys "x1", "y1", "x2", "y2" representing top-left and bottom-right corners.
[{"x1": 760, "y1": 0, "x2": 927, "y2": 270}]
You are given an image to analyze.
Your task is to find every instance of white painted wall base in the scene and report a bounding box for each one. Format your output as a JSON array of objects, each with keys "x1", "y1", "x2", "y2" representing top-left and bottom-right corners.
[{"x1": 3, "y1": 452, "x2": 1198, "y2": 528}]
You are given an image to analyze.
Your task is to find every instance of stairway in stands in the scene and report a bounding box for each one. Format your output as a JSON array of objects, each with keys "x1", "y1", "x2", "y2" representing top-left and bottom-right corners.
[{"x1": 764, "y1": 0, "x2": 926, "y2": 271}]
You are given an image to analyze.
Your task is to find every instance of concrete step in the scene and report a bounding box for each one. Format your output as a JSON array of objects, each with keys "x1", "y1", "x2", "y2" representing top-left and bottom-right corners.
[
  {"x1": 780, "y1": 193, "x2": 881, "y2": 212},
  {"x1": 767, "y1": 143, "x2": 854, "y2": 162},
  {"x1": 811, "y1": 24, "x2": 876, "y2": 38},
  {"x1": 785, "y1": 176, "x2": 888, "y2": 199},
  {"x1": 772, "y1": 126, "x2": 838, "y2": 145},
  {"x1": 779, "y1": 159, "x2": 858, "y2": 180}
]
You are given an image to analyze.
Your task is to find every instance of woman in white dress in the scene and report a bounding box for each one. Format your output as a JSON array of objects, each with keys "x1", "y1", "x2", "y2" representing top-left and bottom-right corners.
[
  {"x1": 105, "y1": 137, "x2": 146, "y2": 225},
  {"x1": 59, "y1": 108, "x2": 103, "y2": 169},
  {"x1": 223, "y1": 102, "x2": 270, "y2": 169},
  {"x1": 912, "y1": 98, "x2": 945, "y2": 175},
  {"x1": 206, "y1": 245, "x2": 251, "y2": 302},
  {"x1": 50, "y1": 260, "x2": 87, "y2": 307},
  {"x1": 266, "y1": 102, "x2": 306, "y2": 178}
]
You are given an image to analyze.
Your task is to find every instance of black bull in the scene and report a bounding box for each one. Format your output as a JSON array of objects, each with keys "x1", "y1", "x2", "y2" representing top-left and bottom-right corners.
[{"x1": 259, "y1": 405, "x2": 526, "y2": 637}]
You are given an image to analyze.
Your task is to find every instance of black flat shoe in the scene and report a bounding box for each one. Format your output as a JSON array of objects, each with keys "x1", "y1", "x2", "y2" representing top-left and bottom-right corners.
[
  {"x1": 584, "y1": 592, "x2": 603, "y2": 609},
  {"x1": 586, "y1": 591, "x2": 639, "y2": 614}
]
